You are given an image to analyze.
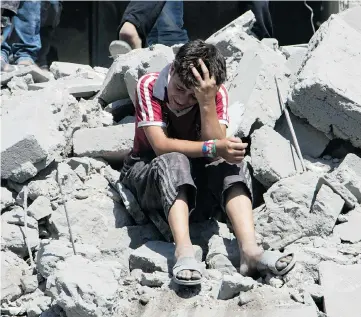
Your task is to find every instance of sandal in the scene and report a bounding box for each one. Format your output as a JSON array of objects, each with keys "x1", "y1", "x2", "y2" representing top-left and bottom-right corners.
[
  {"x1": 172, "y1": 257, "x2": 203, "y2": 286},
  {"x1": 256, "y1": 250, "x2": 296, "y2": 276}
]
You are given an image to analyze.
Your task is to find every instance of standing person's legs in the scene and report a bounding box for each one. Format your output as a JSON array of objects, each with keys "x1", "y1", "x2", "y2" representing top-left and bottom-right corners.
[
  {"x1": 110, "y1": 1, "x2": 165, "y2": 56},
  {"x1": 147, "y1": 0, "x2": 188, "y2": 47},
  {"x1": 12, "y1": 0, "x2": 41, "y2": 65},
  {"x1": 239, "y1": 1, "x2": 273, "y2": 39}
]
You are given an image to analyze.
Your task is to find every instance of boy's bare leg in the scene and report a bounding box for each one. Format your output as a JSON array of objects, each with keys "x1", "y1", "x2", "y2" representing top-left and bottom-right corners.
[
  {"x1": 168, "y1": 185, "x2": 201, "y2": 280},
  {"x1": 118, "y1": 22, "x2": 142, "y2": 49},
  {"x1": 225, "y1": 184, "x2": 291, "y2": 276}
]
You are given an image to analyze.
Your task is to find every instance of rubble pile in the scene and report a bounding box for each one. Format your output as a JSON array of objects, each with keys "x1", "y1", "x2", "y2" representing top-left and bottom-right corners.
[{"x1": 1, "y1": 7, "x2": 361, "y2": 317}]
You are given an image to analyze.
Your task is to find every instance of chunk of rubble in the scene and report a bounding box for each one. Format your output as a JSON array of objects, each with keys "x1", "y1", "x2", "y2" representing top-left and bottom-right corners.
[
  {"x1": 37, "y1": 239, "x2": 101, "y2": 279},
  {"x1": 140, "y1": 271, "x2": 170, "y2": 287},
  {"x1": 1, "y1": 65, "x2": 52, "y2": 85},
  {"x1": 73, "y1": 124, "x2": 135, "y2": 163},
  {"x1": 50, "y1": 194, "x2": 134, "y2": 247},
  {"x1": 338, "y1": 5, "x2": 361, "y2": 34},
  {"x1": 1, "y1": 187, "x2": 15, "y2": 211},
  {"x1": 49, "y1": 62, "x2": 93, "y2": 79},
  {"x1": 98, "y1": 44, "x2": 174, "y2": 105},
  {"x1": 227, "y1": 44, "x2": 290, "y2": 137},
  {"x1": 255, "y1": 171, "x2": 320, "y2": 249},
  {"x1": 2, "y1": 206, "x2": 38, "y2": 229},
  {"x1": 319, "y1": 261, "x2": 361, "y2": 317},
  {"x1": 27, "y1": 196, "x2": 53, "y2": 221},
  {"x1": 217, "y1": 273, "x2": 257, "y2": 300},
  {"x1": 275, "y1": 112, "x2": 330, "y2": 158},
  {"x1": 334, "y1": 206, "x2": 361, "y2": 243},
  {"x1": 1, "y1": 90, "x2": 72, "y2": 183},
  {"x1": 20, "y1": 275, "x2": 38, "y2": 294},
  {"x1": 7, "y1": 74, "x2": 34, "y2": 92},
  {"x1": 288, "y1": 14, "x2": 361, "y2": 148},
  {"x1": 129, "y1": 241, "x2": 202, "y2": 273},
  {"x1": 46, "y1": 255, "x2": 125, "y2": 317},
  {"x1": 281, "y1": 44, "x2": 308, "y2": 78},
  {"x1": 251, "y1": 126, "x2": 303, "y2": 187},
  {"x1": 1, "y1": 250, "x2": 30, "y2": 302}
]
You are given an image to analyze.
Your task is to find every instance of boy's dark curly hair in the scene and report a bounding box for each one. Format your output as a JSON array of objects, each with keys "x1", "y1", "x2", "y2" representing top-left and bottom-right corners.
[{"x1": 173, "y1": 39, "x2": 227, "y2": 89}]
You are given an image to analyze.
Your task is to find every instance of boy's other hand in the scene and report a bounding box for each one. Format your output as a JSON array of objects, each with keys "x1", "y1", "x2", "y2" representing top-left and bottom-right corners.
[
  {"x1": 216, "y1": 137, "x2": 248, "y2": 163},
  {"x1": 191, "y1": 58, "x2": 218, "y2": 107}
]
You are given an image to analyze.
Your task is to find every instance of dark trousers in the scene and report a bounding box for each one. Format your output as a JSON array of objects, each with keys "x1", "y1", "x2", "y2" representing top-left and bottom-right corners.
[
  {"x1": 239, "y1": 1, "x2": 273, "y2": 39},
  {"x1": 118, "y1": 1, "x2": 166, "y2": 46}
]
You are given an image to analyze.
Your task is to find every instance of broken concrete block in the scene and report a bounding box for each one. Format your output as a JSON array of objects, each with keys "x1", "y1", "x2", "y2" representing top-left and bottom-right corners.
[
  {"x1": 1, "y1": 187, "x2": 15, "y2": 211},
  {"x1": 251, "y1": 126, "x2": 303, "y2": 187},
  {"x1": 37, "y1": 239, "x2": 101, "y2": 279},
  {"x1": 275, "y1": 112, "x2": 330, "y2": 158},
  {"x1": 226, "y1": 101, "x2": 245, "y2": 137},
  {"x1": 1, "y1": 65, "x2": 52, "y2": 85},
  {"x1": 334, "y1": 206, "x2": 361, "y2": 243},
  {"x1": 50, "y1": 62, "x2": 93, "y2": 79},
  {"x1": 46, "y1": 255, "x2": 126, "y2": 317},
  {"x1": 7, "y1": 74, "x2": 34, "y2": 92},
  {"x1": 129, "y1": 241, "x2": 202, "y2": 273},
  {"x1": 281, "y1": 44, "x2": 308, "y2": 77},
  {"x1": 27, "y1": 178, "x2": 60, "y2": 201},
  {"x1": 320, "y1": 261, "x2": 361, "y2": 317},
  {"x1": 217, "y1": 273, "x2": 257, "y2": 300},
  {"x1": 288, "y1": 15, "x2": 361, "y2": 148},
  {"x1": 2, "y1": 206, "x2": 38, "y2": 229},
  {"x1": 1, "y1": 221, "x2": 39, "y2": 258},
  {"x1": 20, "y1": 275, "x2": 38, "y2": 294},
  {"x1": 261, "y1": 38, "x2": 279, "y2": 51},
  {"x1": 339, "y1": 5, "x2": 361, "y2": 34},
  {"x1": 28, "y1": 196, "x2": 53, "y2": 221},
  {"x1": 1, "y1": 90, "x2": 69, "y2": 182},
  {"x1": 1, "y1": 250, "x2": 29, "y2": 302},
  {"x1": 227, "y1": 44, "x2": 290, "y2": 137},
  {"x1": 255, "y1": 171, "x2": 321, "y2": 249},
  {"x1": 98, "y1": 45, "x2": 174, "y2": 105},
  {"x1": 140, "y1": 271, "x2": 170, "y2": 287},
  {"x1": 29, "y1": 77, "x2": 103, "y2": 98},
  {"x1": 50, "y1": 194, "x2": 134, "y2": 247},
  {"x1": 73, "y1": 124, "x2": 135, "y2": 163},
  {"x1": 309, "y1": 184, "x2": 345, "y2": 236}
]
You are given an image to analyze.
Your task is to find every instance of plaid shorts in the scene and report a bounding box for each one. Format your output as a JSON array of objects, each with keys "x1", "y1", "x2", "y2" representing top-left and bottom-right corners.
[{"x1": 120, "y1": 152, "x2": 253, "y2": 240}]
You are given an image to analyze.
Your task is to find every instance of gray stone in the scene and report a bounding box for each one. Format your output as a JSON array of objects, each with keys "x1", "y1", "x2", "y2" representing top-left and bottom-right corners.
[
  {"x1": 282, "y1": 44, "x2": 308, "y2": 78},
  {"x1": 98, "y1": 45, "x2": 174, "y2": 105},
  {"x1": 50, "y1": 194, "x2": 134, "y2": 247},
  {"x1": 37, "y1": 239, "x2": 101, "y2": 279},
  {"x1": 1, "y1": 187, "x2": 15, "y2": 211},
  {"x1": 50, "y1": 62, "x2": 93, "y2": 79},
  {"x1": 57, "y1": 162, "x2": 84, "y2": 196},
  {"x1": 288, "y1": 15, "x2": 361, "y2": 148},
  {"x1": 20, "y1": 275, "x2": 38, "y2": 294},
  {"x1": 217, "y1": 273, "x2": 257, "y2": 300},
  {"x1": 73, "y1": 124, "x2": 135, "y2": 163},
  {"x1": 255, "y1": 171, "x2": 321, "y2": 249},
  {"x1": 251, "y1": 126, "x2": 303, "y2": 187},
  {"x1": 261, "y1": 38, "x2": 279, "y2": 51},
  {"x1": 309, "y1": 184, "x2": 345, "y2": 236},
  {"x1": 8, "y1": 74, "x2": 34, "y2": 92},
  {"x1": 319, "y1": 261, "x2": 361, "y2": 317},
  {"x1": 140, "y1": 271, "x2": 170, "y2": 287},
  {"x1": 46, "y1": 255, "x2": 125, "y2": 317},
  {"x1": 275, "y1": 112, "x2": 330, "y2": 158},
  {"x1": 27, "y1": 178, "x2": 60, "y2": 201},
  {"x1": 2, "y1": 206, "x2": 38, "y2": 229},
  {"x1": 1, "y1": 65, "x2": 52, "y2": 85},
  {"x1": 1, "y1": 250, "x2": 29, "y2": 302},
  {"x1": 28, "y1": 196, "x2": 53, "y2": 220},
  {"x1": 1, "y1": 220, "x2": 39, "y2": 258},
  {"x1": 334, "y1": 206, "x2": 361, "y2": 243},
  {"x1": 227, "y1": 44, "x2": 290, "y2": 137},
  {"x1": 1, "y1": 90, "x2": 69, "y2": 182},
  {"x1": 129, "y1": 241, "x2": 202, "y2": 273}
]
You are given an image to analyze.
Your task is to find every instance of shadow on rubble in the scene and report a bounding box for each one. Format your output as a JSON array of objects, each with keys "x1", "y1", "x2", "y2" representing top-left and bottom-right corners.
[{"x1": 168, "y1": 279, "x2": 202, "y2": 298}]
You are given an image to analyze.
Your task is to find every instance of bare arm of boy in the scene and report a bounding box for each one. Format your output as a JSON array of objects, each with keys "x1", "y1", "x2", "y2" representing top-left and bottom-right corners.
[{"x1": 143, "y1": 125, "x2": 248, "y2": 163}]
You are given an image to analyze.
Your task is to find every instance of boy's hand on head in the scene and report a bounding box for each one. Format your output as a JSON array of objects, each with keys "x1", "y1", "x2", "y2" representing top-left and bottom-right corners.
[
  {"x1": 191, "y1": 59, "x2": 219, "y2": 107},
  {"x1": 216, "y1": 137, "x2": 248, "y2": 164}
]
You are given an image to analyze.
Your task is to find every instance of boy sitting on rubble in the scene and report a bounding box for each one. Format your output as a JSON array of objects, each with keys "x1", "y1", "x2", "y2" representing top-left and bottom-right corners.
[{"x1": 119, "y1": 39, "x2": 295, "y2": 286}]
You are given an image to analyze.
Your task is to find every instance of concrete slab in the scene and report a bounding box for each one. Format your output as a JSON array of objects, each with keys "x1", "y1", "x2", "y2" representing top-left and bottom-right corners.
[
  {"x1": 1, "y1": 65, "x2": 52, "y2": 85},
  {"x1": 334, "y1": 206, "x2": 361, "y2": 243},
  {"x1": 49, "y1": 62, "x2": 93, "y2": 79},
  {"x1": 288, "y1": 15, "x2": 361, "y2": 148},
  {"x1": 339, "y1": 5, "x2": 361, "y2": 34},
  {"x1": 319, "y1": 261, "x2": 361, "y2": 317}
]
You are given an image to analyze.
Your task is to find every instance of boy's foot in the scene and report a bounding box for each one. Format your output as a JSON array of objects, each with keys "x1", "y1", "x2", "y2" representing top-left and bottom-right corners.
[
  {"x1": 172, "y1": 245, "x2": 202, "y2": 285},
  {"x1": 240, "y1": 246, "x2": 295, "y2": 276},
  {"x1": 1, "y1": 57, "x2": 17, "y2": 72}
]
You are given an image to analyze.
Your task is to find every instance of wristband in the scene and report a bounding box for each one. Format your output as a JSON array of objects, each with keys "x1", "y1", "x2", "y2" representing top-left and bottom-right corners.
[{"x1": 202, "y1": 139, "x2": 217, "y2": 158}]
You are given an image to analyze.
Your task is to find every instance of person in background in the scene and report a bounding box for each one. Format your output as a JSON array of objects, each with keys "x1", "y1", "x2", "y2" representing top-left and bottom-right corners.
[
  {"x1": 146, "y1": 0, "x2": 188, "y2": 47},
  {"x1": 1, "y1": 0, "x2": 41, "y2": 72}
]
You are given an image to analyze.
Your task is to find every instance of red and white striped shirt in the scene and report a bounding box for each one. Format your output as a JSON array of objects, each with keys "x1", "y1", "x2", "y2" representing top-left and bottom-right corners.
[{"x1": 132, "y1": 65, "x2": 229, "y2": 156}]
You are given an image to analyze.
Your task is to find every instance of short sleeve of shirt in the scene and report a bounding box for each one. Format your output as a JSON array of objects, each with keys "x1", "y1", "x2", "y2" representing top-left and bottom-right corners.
[
  {"x1": 136, "y1": 74, "x2": 166, "y2": 128},
  {"x1": 215, "y1": 84, "x2": 229, "y2": 127}
]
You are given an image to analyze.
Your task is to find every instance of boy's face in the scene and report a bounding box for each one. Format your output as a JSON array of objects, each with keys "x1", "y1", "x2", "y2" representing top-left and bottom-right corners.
[{"x1": 167, "y1": 67, "x2": 198, "y2": 111}]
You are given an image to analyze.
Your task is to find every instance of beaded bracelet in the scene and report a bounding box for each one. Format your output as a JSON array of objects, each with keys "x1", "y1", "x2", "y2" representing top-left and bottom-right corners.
[{"x1": 202, "y1": 139, "x2": 217, "y2": 158}]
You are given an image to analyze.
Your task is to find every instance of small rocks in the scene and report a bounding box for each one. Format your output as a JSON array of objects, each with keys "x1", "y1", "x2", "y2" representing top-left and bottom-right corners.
[{"x1": 218, "y1": 273, "x2": 257, "y2": 300}]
